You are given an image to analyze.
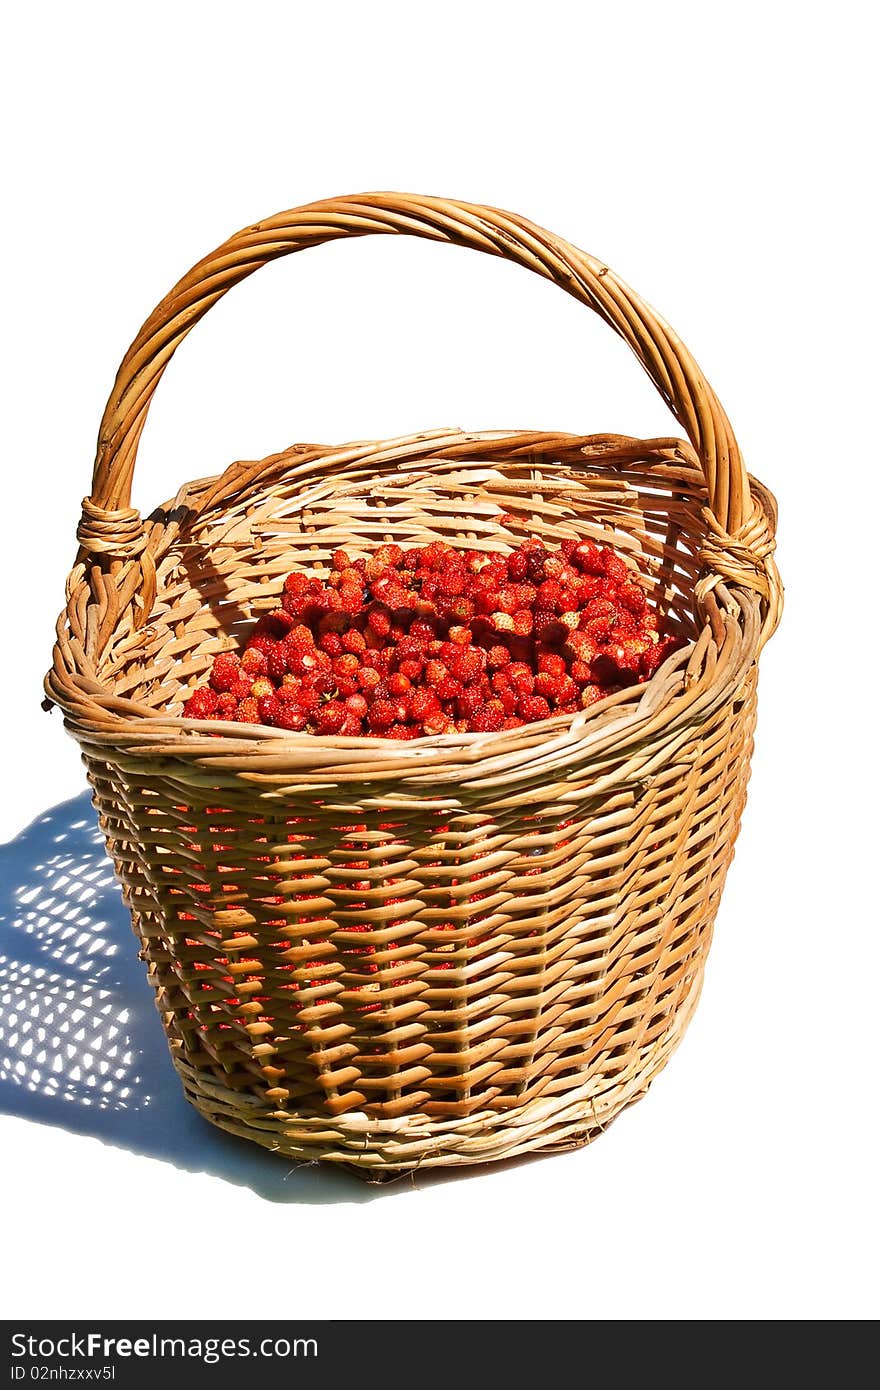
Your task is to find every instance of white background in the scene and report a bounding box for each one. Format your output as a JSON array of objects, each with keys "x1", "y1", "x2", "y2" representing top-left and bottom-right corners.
[{"x1": 2, "y1": 1, "x2": 877, "y2": 1322}]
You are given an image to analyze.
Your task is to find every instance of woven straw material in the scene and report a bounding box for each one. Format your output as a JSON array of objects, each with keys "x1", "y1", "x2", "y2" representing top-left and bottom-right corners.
[{"x1": 47, "y1": 195, "x2": 781, "y2": 1175}]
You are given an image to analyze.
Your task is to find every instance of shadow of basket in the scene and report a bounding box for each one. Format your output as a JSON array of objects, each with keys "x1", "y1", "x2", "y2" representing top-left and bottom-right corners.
[{"x1": 0, "y1": 793, "x2": 379, "y2": 1205}]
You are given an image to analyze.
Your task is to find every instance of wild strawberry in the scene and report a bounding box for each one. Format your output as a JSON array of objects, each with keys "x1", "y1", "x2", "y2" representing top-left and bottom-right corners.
[
  {"x1": 498, "y1": 687, "x2": 517, "y2": 715},
  {"x1": 333, "y1": 653, "x2": 360, "y2": 682},
  {"x1": 257, "y1": 693, "x2": 281, "y2": 724},
  {"x1": 266, "y1": 642, "x2": 290, "y2": 678},
  {"x1": 250, "y1": 676, "x2": 275, "y2": 701},
  {"x1": 209, "y1": 652, "x2": 241, "y2": 693},
  {"x1": 410, "y1": 688, "x2": 440, "y2": 722},
  {"x1": 471, "y1": 700, "x2": 506, "y2": 732},
  {"x1": 230, "y1": 675, "x2": 255, "y2": 702},
  {"x1": 339, "y1": 714, "x2": 364, "y2": 736},
  {"x1": 241, "y1": 647, "x2": 268, "y2": 675},
  {"x1": 533, "y1": 609, "x2": 564, "y2": 642},
  {"x1": 345, "y1": 693, "x2": 369, "y2": 718},
  {"x1": 338, "y1": 578, "x2": 365, "y2": 607},
  {"x1": 284, "y1": 624, "x2": 316, "y2": 655},
  {"x1": 318, "y1": 631, "x2": 344, "y2": 657},
  {"x1": 512, "y1": 610, "x2": 533, "y2": 637},
  {"x1": 518, "y1": 694, "x2": 552, "y2": 723},
  {"x1": 398, "y1": 657, "x2": 423, "y2": 682},
  {"x1": 375, "y1": 543, "x2": 403, "y2": 569},
  {"x1": 357, "y1": 665, "x2": 381, "y2": 692},
  {"x1": 425, "y1": 659, "x2": 448, "y2": 688},
  {"x1": 342, "y1": 628, "x2": 367, "y2": 656},
  {"x1": 570, "y1": 660, "x2": 593, "y2": 684},
  {"x1": 216, "y1": 691, "x2": 237, "y2": 719},
  {"x1": 457, "y1": 687, "x2": 486, "y2": 722},
  {"x1": 506, "y1": 549, "x2": 529, "y2": 582},
  {"x1": 234, "y1": 697, "x2": 261, "y2": 724},
  {"x1": 601, "y1": 551, "x2": 630, "y2": 584},
  {"x1": 572, "y1": 541, "x2": 602, "y2": 574},
  {"x1": 525, "y1": 547, "x2": 548, "y2": 582},
  {"x1": 491, "y1": 585, "x2": 517, "y2": 615},
  {"x1": 408, "y1": 619, "x2": 437, "y2": 647},
  {"x1": 566, "y1": 630, "x2": 599, "y2": 664},
  {"x1": 580, "y1": 685, "x2": 605, "y2": 709},
  {"x1": 367, "y1": 607, "x2": 391, "y2": 637},
  {"x1": 618, "y1": 582, "x2": 647, "y2": 615},
  {"x1": 276, "y1": 705, "x2": 307, "y2": 731},
  {"x1": 367, "y1": 699, "x2": 396, "y2": 730},
  {"x1": 590, "y1": 654, "x2": 621, "y2": 685},
  {"x1": 583, "y1": 617, "x2": 613, "y2": 644},
  {"x1": 534, "y1": 672, "x2": 557, "y2": 701},
  {"x1": 332, "y1": 549, "x2": 352, "y2": 571},
  {"x1": 487, "y1": 644, "x2": 511, "y2": 670},
  {"x1": 423, "y1": 710, "x2": 454, "y2": 735},
  {"x1": 435, "y1": 675, "x2": 464, "y2": 702},
  {"x1": 610, "y1": 613, "x2": 638, "y2": 642},
  {"x1": 387, "y1": 672, "x2": 412, "y2": 696},
  {"x1": 502, "y1": 716, "x2": 525, "y2": 729},
  {"x1": 422, "y1": 541, "x2": 452, "y2": 570},
  {"x1": 537, "y1": 652, "x2": 567, "y2": 678},
  {"x1": 295, "y1": 683, "x2": 321, "y2": 713},
  {"x1": 183, "y1": 687, "x2": 218, "y2": 719},
  {"x1": 491, "y1": 611, "x2": 515, "y2": 633},
  {"x1": 314, "y1": 701, "x2": 347, "y2": 734},
  {"x1": 448, "y1": 647, "x2": 484, "y2": 684},
  {"x1": 283, "y1": 572, "x2": 310, "y2": 595},
  {"x1": 507, "y1": 663, "x2": 535, "y2": 695}
]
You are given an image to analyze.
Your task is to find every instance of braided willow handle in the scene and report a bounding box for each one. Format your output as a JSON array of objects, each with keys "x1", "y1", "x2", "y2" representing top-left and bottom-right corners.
[{"x1": 88, "y1": 192, "x2": 752, "y2": 533}]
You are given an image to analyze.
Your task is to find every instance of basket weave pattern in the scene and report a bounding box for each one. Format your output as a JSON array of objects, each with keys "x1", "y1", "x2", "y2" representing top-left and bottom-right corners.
[{"x1": 48, "y1": 196, "x2": 781, "y2": 1172}]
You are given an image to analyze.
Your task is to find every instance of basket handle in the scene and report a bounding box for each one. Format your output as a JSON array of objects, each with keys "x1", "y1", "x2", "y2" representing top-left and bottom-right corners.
[{"x1": 85, "y1": 192, "x2": 753, "y2": 544}]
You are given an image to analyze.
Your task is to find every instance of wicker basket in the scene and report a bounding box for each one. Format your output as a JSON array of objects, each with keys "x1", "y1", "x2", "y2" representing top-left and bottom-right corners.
[{"x1": 47, "y1": 194, "x2": 781, "y2": 1175}]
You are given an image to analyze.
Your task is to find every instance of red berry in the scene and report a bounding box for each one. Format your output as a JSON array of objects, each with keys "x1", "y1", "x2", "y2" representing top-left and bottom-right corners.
[
  {"x1": 367, "y1": 699, "x2": 396, "y2": 730},
  {"x1": 209, "y1": 652, "x2": 241, "y2": 693},
  {"x1": 537, "y1": 652, "x2": 566, "y2": 678},
  {"x1": 241, "y1": 647, "x2": 268, "y2": 675},
  {"x1": 506, "y1": 550, "x2": 528, "y2": 582},
  {"x1": 258, "y1": 693, "x2": 281, "y2": 724},
  {"x1": 318, "y1": 631, "x2": 344, "y2": 657},
  {"x1": 487, "y1": 645, "x2": 511, "y2": 670},
  {"x1": 234, "y1": 697, "x2": 261, "y2": 724},
  {"x1": 276, "y1": 705, "x2": 307, "y2": 731},
  {"x1": 333, "y1": 653, "x2": 360, "y2": 681},
  {"x1": 619, "y1": 583, "x2": 648, "y2": 616},
  {"x1": 518, "y1": 695, "x2": 551, "y2": 723},
  {"x1": 470, "y1": 700, "x2": 506, "y2": 732},
  {"x1": 410, "y1": 688, "x2": 440, "y2": 722},
  {"x1": 314, "y1": 701, "x2": 347, "y2": 734},
  {"x1": 572, "y1": 541, "x2": 602, "y2": 574},
  {"x1": 601, "y1": 551, "x2": 630, "y2": 584},
  {"x1": 183, "y1": 687, "x2": 218, "y2": 719}
]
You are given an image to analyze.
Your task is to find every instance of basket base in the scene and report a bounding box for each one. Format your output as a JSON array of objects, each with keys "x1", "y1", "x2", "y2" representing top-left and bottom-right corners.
[{"x1": 171, "y1": 970, "x2": 703, "y2": 1180}]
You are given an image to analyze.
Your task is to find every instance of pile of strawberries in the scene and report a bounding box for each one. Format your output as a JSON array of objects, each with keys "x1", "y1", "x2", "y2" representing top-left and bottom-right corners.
[{"x1": 182, "y1": 538, "x2": 683, "y2": 736}]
